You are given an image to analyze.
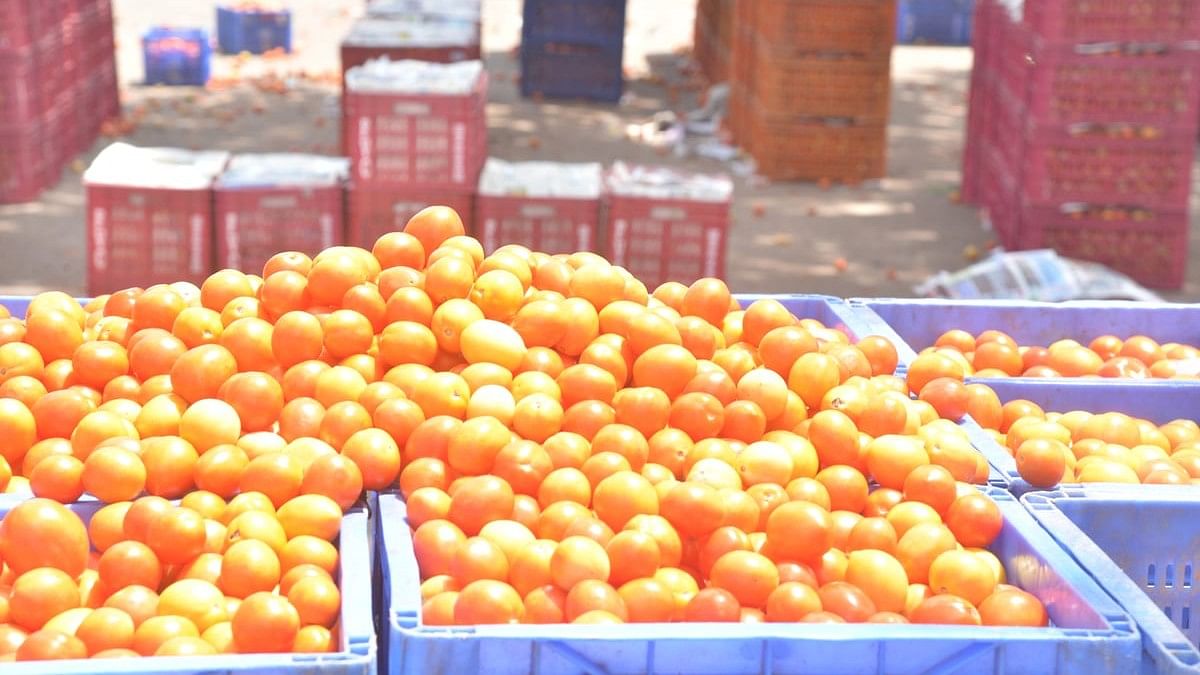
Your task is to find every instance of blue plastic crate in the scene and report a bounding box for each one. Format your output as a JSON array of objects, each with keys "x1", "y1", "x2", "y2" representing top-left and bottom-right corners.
[
  {"x1": 1024, "y1": 486, "x2": 1200, "y2": 674},
  {"x1": 972, "y1": 379, "x2": 1200, "y2": 494},
  {"x1": 377, "y1": 486, "x2": 1139, "y2": 674},
  {"x1": 520, "y1": 36, "x2": 624, "y2": 102},
  {"x1": 216, "y1": 5, "x2": 292, "y2": 55},
  {"x1": 142, "y1": 27, "x2": 212, "y2": 86},
  {"x1": 896, "y1": 0, "x2": 974, "y2": 44},
  {"x1": 850, "y1": 298, "x2": 1200, "y2": 385},
  {"x1": 0, "y1": 499, "x2": 377, "y2": 674},
  {"x1": 522, "y1": 0, "x2": 627, "y2": 46}
]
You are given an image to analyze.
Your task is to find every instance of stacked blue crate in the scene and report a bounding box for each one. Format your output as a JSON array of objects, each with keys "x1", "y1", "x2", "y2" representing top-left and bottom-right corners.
[
  {"x1": 520, "y1": 0, "x2": 627, "y2": 102},
  {"x1": 142, "y1": 27, "x2": 212, "y2": 86},
  {"x1": 897, "y1": 0, "x2": 975, "y2": 45},
  {"x1": 216, "y1": 5, "x2": 292, "y2": 55}
]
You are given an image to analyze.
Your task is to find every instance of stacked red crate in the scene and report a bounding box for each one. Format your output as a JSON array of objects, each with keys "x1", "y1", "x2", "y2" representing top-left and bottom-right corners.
[
  {"x1": 965, "y1": 0, "x2": 1200, "y2": 288},
  {"x1": 693, "y1": 0, "x2": 733, "y2": 83},
  {"x1": 729, "y1": 0, "x2": 895, "y2": 182},
  {"x1": 214, "y1": 155, "x2": 350, "y2": 275},
  {"x1": 603, "y1": 163, "x2": 734, "y2": 289},
  {"x1": 0, "y1": 0, "x2": 119, "y2": 203},
  {"x1": 475, "y1": 159, "x2": 603, "y2": 255},
  {"x1": 343, "y1": 59, "x2": 487, "y2": 247},
  {"x1": 83, "y1": 144, "x2": 230, "y2": 294}
]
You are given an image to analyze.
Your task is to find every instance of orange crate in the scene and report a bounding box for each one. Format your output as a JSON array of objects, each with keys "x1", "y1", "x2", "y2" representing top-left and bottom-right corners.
[
  {"x1": 753, "y1": 0, "x2": 896, "y2": 57},
  {"x1": 748, "y1": 113, "x2": 887, "y2": 182},
  {"x1": 750, "y1": 45, "x2": 891, "y2": 119}
]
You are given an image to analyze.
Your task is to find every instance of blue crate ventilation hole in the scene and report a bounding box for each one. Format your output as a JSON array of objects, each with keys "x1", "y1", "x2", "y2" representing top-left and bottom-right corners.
[
  {"x1": 0, "y1": 500, "x2": 377, "y2": 675},
  {"x1": 1024, "y1": 486, "x2": 1200, "y2": 675},
  {"x1": 378, "y1": 487, "x2": 1139, "y2": 675},
  {"x1": 848, "y1": 297, "x2": 1200, "y2": 385},
  {"x1": 216, "y1": 5, "x2": 292, "y2": 55},
  {"x1": 965, "y1": 379, "x2": 1200, "y2": 494},
  {"x1": 142, "y1": 27, "x2": 212, "y2": 86}
]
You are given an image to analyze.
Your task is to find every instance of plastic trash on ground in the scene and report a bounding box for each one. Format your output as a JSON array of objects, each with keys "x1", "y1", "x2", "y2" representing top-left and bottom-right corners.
[
  {"x1": 915, "y1": 248, "x2": 1164, "y2": 302},
  {"x1": 344, "y1": 58, "x2": 484, "y2": 94},
  {"x1": 478, "y1": 159, "x2": 602, "y2": 199},
  {"x1": 83, "y1": 142, "x2": 230, "y2": 189}
]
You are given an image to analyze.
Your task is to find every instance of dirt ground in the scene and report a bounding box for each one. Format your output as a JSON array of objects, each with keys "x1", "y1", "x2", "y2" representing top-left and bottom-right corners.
[{"x1": 1, "y1": 0, "x2": 1195, "y2": 300}]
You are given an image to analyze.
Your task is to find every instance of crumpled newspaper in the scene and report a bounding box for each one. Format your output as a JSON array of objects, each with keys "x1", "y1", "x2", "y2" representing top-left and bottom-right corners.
[
  {"x1": 344, "y1": 58, "x2": 483, "y2": 94},
  {"x1": 478, "y1": 159, "x2": 602, "y2": 199},
  {"x1": 216, "y1": 154, "x2": 348, "y2": 188},
  {"x1": 915, "y1": 249, "x2": 1164, "y2": 302}
]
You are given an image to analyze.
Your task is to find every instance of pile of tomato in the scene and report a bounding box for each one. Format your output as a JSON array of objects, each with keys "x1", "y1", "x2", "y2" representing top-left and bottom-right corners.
[
  {"x1": 9, "y1": 204, "x2": 1197, "y2": 660},
  {"x1": 922, "y1": 328, "x2": 1200, "y2": 379}
]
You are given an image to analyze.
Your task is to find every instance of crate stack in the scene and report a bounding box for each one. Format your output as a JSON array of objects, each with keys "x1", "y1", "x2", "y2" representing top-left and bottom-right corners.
[
  {"x1": 214, "y1": 154, "x2": 349, "y2": 274},
  {"x1": 476, "y1": 159, "x2": 603, "y2": 255},
  {"x1": 730, "y1": 0, "x2": 896, "y2": 182},
  {"x1": 0, "y1": 0, "x2": 118, "y2": 203},
  {"x1": 966, "y1": 0, "x2": 1200, "y2": 289},
  {"x1": 693, "y1": 0, "x2": 734, "y2": 83},
  {"x1": 520, "y1": 0, "x2": 627, "y2": 102},
  {"x1": 604, "y1": 162, "x2": 733, "y2": 288},
  {"x1": 340, "y1": 0, "x2": 481, "y2": 78},
  {"x1": 343, "y1": 58, "x2": 487, "y2": 248}
]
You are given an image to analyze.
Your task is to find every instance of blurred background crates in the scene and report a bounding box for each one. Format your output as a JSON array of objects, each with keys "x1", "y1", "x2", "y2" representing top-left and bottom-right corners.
[
  {"x1": 343, "y1": 59, "x2": 487, "y2": 190},
  {"x1": 214, "y1": 154, "x2": 349, "y2": 274},
  {"x1": 475, "y1": 159, "x2": 603, "y2": 254},
  {"x1": 693, "y1": 0, "x2": 733, "y2": 82},
  {"x1": 216, "y1": 3, "x2": 292, "y2": 55},
  {"x1": 347, "y1": 184, "x2": 475, "y2": 249},
  {"x1": 729, "y1": 0, "x2": 894, "y2": 182},
  {"x1": 897, "y1": 0, "x2": 975, "y2": 44},
  {"x1": 1024, "y1": 486, "x2": 1200, "y2": 674},
  {"x1": 0, "y1": 0, "x2": 119, "y2": 203},
  {"x1": 83, "y1": 144, "x2": 230, "y2": 294},
  {"x1": 962, "y1": 0, "x2": 1200, "y2": 289},
  {"x1": 142, "y1": 26, "x2": 212, "y2": 86},
  {"x1": 604, "y1": 163, "x2": 733, "y2": 288},
  {"x1": 519, "y1": 0, "x2": 627, "y2": 102}
]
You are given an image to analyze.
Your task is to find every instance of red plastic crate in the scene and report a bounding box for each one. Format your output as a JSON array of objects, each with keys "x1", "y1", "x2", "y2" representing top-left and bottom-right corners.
[
  {"x1": 1023, "y1": 0, "x2": 1200, "y2": 44},
  {"x1": 998, "y1": 27, "x2": 1200, "y2": 127},
  {"x1": 347, "y1": 184, "x2": 474, "y2": 249},
  {"x1": 85, "y1": 185, "x2": 215, "y2": 293},
  {"x1": 344, "y1": 73, "x2": 487, "y2": 189},
  {"x1": 978, "y1": 140, "x2": 1020, "y2": 247},
  {"x1": 0, "y1": 48, "x2": 41, "y2": 124},
  {"x1": 33, "y1": 29, "x2": 64, "y2": 112},
  {"x1": 215, "y1": 185, "x2": 345, "y2": 274},
  {"x1": 0, "y1": 118, "x2": 54, "y2": 204},
  {"x1": 1014, "y1": 203, "x2": 1188, "y2": 290},
  {"x1": 605, "y1": 195, "x2": 732, "y2": 289},
  {"x1": 1020, "y1": 126, "x2": 1195, "y2": 207},
  {"x1": 0, "y1": 1, "x2": 33, "y2": 50},
  {"x1": 476, "y1": 195, "x2": 600, "y2": 255}
]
